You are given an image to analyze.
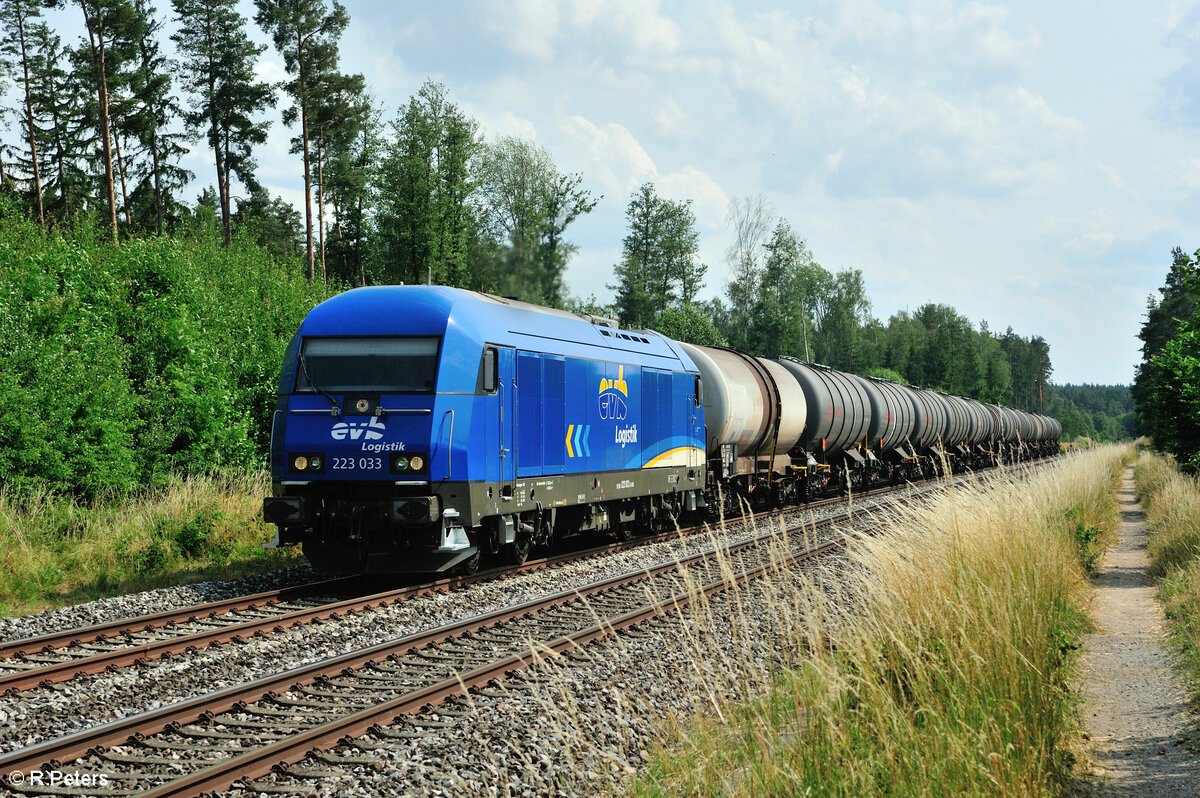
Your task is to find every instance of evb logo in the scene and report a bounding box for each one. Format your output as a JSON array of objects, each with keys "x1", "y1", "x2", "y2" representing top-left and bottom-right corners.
[
  {"x1": 331, "y1": 417, "x2": 386, "y2": 441},
  {"x1": 598, "y1": 365, "x2": 630, "y2": 421}
]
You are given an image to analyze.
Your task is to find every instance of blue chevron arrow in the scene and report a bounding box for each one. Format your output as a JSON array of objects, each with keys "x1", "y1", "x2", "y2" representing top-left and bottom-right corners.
[
  {"x1": 572, "y1": 424, "x2": 583, "y2": 458},
  {"x1": 581, "y1": 425, "x2": 591, "y2": 457}
]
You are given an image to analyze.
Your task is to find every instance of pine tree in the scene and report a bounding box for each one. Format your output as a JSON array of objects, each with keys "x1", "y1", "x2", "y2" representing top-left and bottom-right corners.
[
  {"x1": 0, "y1": 0, "x2": 46, "y2": 222},
  {"x1": 24, "y1": 22, "x2": 90, "y2": 222},
  {"x1": 610, "y1": 182, "x2": 701, "y2": 329},
  {"x1": 173, "y1": 0, "x2": 274, "y2": 245},
  {"x1": 308, "y1": 68, "x2": 367, "y2": 282},
  {"x1": 1132, "y1": 247, "x2": 1198, "y2": 438},
  {"x1": 254, "y1": 0, "x2": 349, "y2": 280},
  {"x1": 72, "y1": 0, "x2": 141, "y2": 244},
  {"x1": 118, "y1": 0, "x2": 191, "y2": 234}
]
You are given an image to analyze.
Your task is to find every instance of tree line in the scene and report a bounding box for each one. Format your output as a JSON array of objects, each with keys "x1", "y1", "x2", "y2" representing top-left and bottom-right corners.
[
  {"x1": 0, "y1": 0, "x2": 601, "y2": 301},
  {"x1": 596, "y1": 184, "x2": 1071, "y2": 419},
  {"x1": 0, "y1": 0, "x2": 1121, "y2": 444}
]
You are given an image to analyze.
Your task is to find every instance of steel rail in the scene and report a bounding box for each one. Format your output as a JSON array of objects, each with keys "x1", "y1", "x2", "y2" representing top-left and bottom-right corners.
[
  {"x1": 0, "y1": 577, "x2": 360, "y2": 661},
  {"x1": 0, "y1": 522, "x2": 751, "y2": 697}
]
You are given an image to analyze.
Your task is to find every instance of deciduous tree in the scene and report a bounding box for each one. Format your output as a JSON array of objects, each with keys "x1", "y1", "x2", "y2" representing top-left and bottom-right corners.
[
  {"x1": 475, "y1": 135, "x2": 597, "y2": 304},
  {"x1": 372, "y1": 80, "x2": 479, "y2": 287}
]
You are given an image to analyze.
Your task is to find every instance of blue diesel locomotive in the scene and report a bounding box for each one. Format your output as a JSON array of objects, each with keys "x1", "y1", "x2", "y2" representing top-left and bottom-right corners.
[{"x1": 262, "y1": 286, "x2": 706, "y2": 573}]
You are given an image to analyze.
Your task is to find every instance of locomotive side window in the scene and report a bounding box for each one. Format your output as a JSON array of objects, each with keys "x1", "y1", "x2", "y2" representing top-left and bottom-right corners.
[
  {"x1": 695, "y1": 374, "x2": 703, "y2": 407},
  {"x1": 481, "y1": 346, "x2": 498, "y2": 393},
  {"x1": 295, "y1": 337, "x2": 440, "y2": 393}
]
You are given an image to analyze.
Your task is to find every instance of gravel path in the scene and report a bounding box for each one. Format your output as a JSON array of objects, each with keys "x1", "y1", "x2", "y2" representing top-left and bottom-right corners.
[{"x1": 1078, "y1": 466, "x2": 1199, "y2": 797}]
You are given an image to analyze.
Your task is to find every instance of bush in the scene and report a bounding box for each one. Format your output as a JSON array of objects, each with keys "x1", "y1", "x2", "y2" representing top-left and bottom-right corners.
[
  {"x1": 0, "y1": 196, "x2": 336, "y2": 497},
  {"x1": 1135, "y1": 451, "x2": 1200, "y2": 705}
]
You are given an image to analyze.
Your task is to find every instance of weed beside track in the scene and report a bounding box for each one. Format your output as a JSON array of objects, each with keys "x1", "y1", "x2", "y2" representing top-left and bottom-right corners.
[
  {"x1": 632, "y1": 448, "x2": 1128, "y2": 797},
  {"x1": 0, "y1": 472, "x2": 300, "y2": 615}
]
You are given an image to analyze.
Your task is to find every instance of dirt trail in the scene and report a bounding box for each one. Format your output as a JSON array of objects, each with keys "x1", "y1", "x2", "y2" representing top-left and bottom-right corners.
[{"x1": 1078, "y1": 465, "x2": 1198, "y2": 796}]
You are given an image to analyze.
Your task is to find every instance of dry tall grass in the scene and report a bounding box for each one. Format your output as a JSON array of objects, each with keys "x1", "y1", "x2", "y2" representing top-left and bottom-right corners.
[
  {"x1": 0, "y1": 472, "x2": 301, "y2": 615},
  {"x1": 1135, "y1": 453, "x2": 1200, "y2": 577},
  {"x1": 1134, "y1": 451, "x2": 1200, "y2": 704},
  {"x1": 625, "y1": 448, "x2": 1129, "y2": 797}
]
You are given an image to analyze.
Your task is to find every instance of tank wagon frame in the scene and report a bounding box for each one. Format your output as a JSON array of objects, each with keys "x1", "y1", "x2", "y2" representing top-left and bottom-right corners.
[{"x1": 263, "y1": 286, "x2": 1061, "y2": 574}]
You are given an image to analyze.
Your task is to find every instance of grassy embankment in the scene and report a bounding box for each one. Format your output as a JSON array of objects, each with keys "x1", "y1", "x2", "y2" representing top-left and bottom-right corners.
[
  {"x1": 1134, "y1": 452, "x2": 1200, "y2": 705},
  {"x1": 0, "y1": 475, "x2": 302, "y2": 616},
  {"x1": 626, "y1": 447, "x2": 1128, "y2": 797}
]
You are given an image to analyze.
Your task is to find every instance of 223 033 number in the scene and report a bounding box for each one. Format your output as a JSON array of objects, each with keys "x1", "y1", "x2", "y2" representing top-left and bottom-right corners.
[{"x1": 332, "y1": 457, "x2": 384, "y2": 470}]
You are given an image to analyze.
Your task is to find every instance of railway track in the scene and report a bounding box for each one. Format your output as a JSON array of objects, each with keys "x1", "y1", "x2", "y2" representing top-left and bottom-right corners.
[
  {"x1": 1, "y1": 484, "x2": 868, "y2": 797},
  {"x1": 0, "y1": 479, "x2": 896, "y2": 697}
]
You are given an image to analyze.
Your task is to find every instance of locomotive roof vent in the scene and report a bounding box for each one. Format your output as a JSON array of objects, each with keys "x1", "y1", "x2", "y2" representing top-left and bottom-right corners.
[{"x1": 597, "y1": 328, "x2": 651, "y2": 345}]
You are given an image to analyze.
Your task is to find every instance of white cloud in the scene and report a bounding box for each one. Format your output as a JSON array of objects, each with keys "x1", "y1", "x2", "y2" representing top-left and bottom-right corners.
[
  {"x1": 565, "y1": 0, "x2": 682, "y2": 60},
  {"x1": 561, "y1": 117, "x2": 657, "y2": 195},
  {"x1": 1097, "y1": 163, "x2": 1141, "y2": 201},
  {"x1": 652, "y1": 99, "x2": 691, "y2": 139},
  {"x1": 485, "y1": 0, "x2": 560, "y2": 61},
  {"x1": 1039, "y1": 210, "x2": 1119, "y2": 258},
  {"x1": 657, "y1": 167, "x2": 729, "y2": 228}
]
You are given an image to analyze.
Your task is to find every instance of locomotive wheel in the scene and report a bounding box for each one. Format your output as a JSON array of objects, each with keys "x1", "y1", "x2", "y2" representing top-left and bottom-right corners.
[
  {"x1": 457, "y1": 548, "x2": 481, "y2": 575},
  {"x1": 614, "y1": 517, "x2": 635, "y2": 542},
  {"x1": 504, "y1": 535, "x2": 531, "y2": 565}
]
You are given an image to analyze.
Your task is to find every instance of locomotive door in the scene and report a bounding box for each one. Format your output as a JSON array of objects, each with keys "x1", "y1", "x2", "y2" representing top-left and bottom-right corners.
[{"x1": 484, "y1": 346, "x2": 516, "y2": 496}]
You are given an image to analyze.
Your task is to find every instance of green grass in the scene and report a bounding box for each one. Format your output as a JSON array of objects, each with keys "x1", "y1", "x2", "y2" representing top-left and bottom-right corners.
[
  {"x1": 1135, "y1": 452, "x2": 1200, "y2": 705},
  {"x1": 0, "y1": 471, "x2": 302, "y2": 616},
  {"x1": 631, "y1": 447, "x2": 1129, "y2": 797}
]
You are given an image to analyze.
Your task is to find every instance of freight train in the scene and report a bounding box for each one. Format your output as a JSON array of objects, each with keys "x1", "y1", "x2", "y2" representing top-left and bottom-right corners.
[{"x1": 262, "y1": 286, "x2": 1061, "y2": 573}]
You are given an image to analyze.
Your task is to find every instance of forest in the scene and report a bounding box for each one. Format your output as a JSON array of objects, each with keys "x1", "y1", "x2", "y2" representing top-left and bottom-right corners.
[{"x1": 0, "y1": 0, "x2": 1131, "y2": 499}]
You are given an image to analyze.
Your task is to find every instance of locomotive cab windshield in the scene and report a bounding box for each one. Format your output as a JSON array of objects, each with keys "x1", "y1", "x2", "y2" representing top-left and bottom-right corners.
[{"x1": 295, "y1": 336, "x2": 440, "y2": 393}]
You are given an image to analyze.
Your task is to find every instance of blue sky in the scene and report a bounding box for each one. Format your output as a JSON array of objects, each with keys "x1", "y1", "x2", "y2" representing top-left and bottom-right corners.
[{"x1": 31, "y1": 1, "x2": 1200, "y2": 384}]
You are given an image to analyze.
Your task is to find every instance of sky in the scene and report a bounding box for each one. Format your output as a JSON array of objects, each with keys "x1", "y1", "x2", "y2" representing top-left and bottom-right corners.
[{"x1": 32, "y1": 1, "x2": 1200, "y2": 385}]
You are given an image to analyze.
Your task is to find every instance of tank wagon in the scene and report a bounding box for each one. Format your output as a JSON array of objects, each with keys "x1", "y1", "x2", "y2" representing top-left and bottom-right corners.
[{"x1": 263, "y1": 286, "x2": 1060, "y2": 573}]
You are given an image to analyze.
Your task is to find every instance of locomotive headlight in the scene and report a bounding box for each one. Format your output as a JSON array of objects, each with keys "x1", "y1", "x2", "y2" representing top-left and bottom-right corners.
[
  {"x1": 289, "y1": 452, "x2": 324, "y2": 474},
  {"x1": 390, "y1": 453, "x2": 426, "y2": 473}
]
